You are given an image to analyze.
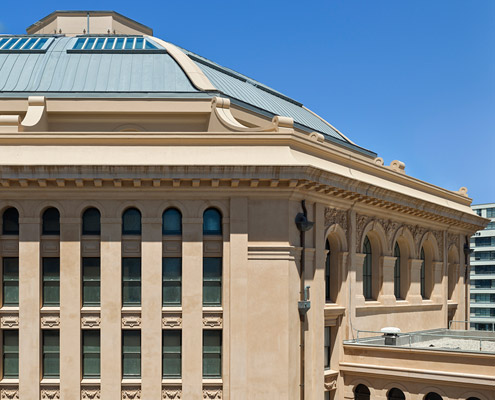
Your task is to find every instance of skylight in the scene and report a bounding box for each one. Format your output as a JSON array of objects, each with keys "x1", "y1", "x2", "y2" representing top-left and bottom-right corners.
[
  {"x1": 0, "y1": 37, "x2": 52, "y2": 51},
  {"x1": 71, "y1": 37, "x2": 161, "y2": 51}
]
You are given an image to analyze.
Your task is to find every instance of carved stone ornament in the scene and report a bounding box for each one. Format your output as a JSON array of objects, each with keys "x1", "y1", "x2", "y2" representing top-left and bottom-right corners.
[
  {"x1": 0, "y1": 389, "x2": 19, "y2": 400},
  {"x1": 324, "y1": 379, "x2": 337, "y2": 391},
  {"x1": 432, "y1": 230, "x2": 444, "y2": 260},
  {"x1": 81, "y1": 315, "x2": 101, "y2": 328},
  {"x1": 41, "y1": 315, "x2": 60, "y2": 328},
  {"x1": 81, "y1": 388, "x2": 101, "y2": 400},
  {"x1": 162, "y1": 316, "x2": 182, "y2": 328},
  {"x1": 448, "y1": 232, "x2": 459, "y2": 248},
  {"x1": 122, "y1": 389, "x2": 141, "y2": 400},
  {"x1": 41, "y1": 389, "x2": 60, "y2": 400},
  {"x1": 203, "y1": 389, "x2": 222, "y2": 400},
  {"x1": 356, "y1": 214, "x2": 372, "y2": 251},
  {"x1": 203, "y1": 314, "x2": 223, "y2": 328},
  {"x1": 324, "y1": 207, "x2": 348, "y2": 231},
  {"x1": 162, "y1": 389, "x2": 182, "y2": 399},
  {"x1": 1, "y1": 315, "x2": 19, "y2": 328},
  {"x1": 122, "y1": 315, "x2": 141, "y2": 328},
  {"x1": 407, "y1": 224, "x2": 444, "y2": 260}
]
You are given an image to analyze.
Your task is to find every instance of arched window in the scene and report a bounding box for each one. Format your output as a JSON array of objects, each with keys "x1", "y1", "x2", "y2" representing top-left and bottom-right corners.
[
  {"x1": 394, "y1": 243, "x2": 401, "y2": 299},
  {"x1": 122, "y1": 208, "x2": 141, "y2": 235},
  {"x1": 363, "y1": 236, "x2": 372, "y2": 300},
  {"x1": 42, "y1": 208, "x2": 60, "y2": 235},
  {"x1": 466, "y1": 397, "x2": 481, "y2": 400},
  {"x1": 420, "y1": 247, "x2": 426, "y2": 299},
  {"x1": 355, "y1": 384, "x2": 370, "y2": 400},
  {"x1": 2, "y1": 208, "x2": 19, "y2": 235},
  {"x1": 163, "y1": 208, "x2": 182, "y2": 235},
  {"x1": 388, "y1": 388, "x2": 405, "y2": 400},
  {"x1": 82, "y1": 208, "x2": 101, "y2": 235},
  {"x1": 325, "y1": 240, "x2": 331, "y2": 303},
  {"x1": 203, "y1": 208, "x2": 222, "y2": 235},
  {"x1": 424, "y1": 393, "x2": 442, "y2": 400}
]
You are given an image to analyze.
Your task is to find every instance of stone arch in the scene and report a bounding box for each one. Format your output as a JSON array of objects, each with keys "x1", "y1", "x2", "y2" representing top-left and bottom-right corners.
[
  {"x1": 0, "y1": 201, "x2": 25, "y2": 219},
  {"x1": 116, "y1": 202, "x2": 146, "y2": 218},
  {"x1": 325, "y1": 223, "x2": 348, "y2": 303},
  {"x1": 361, "y1": 220, "x2": 387, "y2": 300},
  {"x1": 419, "y1": 232, "x2": 440, "y2": 300},
  {"x1": 419, "y1": 231, "x2": 441, "y2": 262},
  {"x1": 418, "y1": 385, "x2": 448, "y2": 399},
  {"x1": 459, "y1": 390, "x2": 489, "y2": 400},
  {"x1": 160, "y1": 200, "x2": 188, "y2": 219},
  {"x1": 75, "y1": 201, "x2": 105, "y2": 218},
  {"x1": 391, "y1": 226, "x2": 415, "y2": 300},
  {"x1": 348, "y1": 378, "x2": 376, "y2": 398},
  {"x1": 360, "y1": 220, "x2": 387, "y2": 255},
  {"x1": 447, "y1": 245, "x2": 460, "y2": 301},
  {"x1": 196, "y1": 200, "x2": 229, "y2": 219},
  {"x1": 382, "y1": 382, "x2": 410, "y2": 399},
  {"x1": 35, "y1": 201, "x2": 65, "y2": 218}
]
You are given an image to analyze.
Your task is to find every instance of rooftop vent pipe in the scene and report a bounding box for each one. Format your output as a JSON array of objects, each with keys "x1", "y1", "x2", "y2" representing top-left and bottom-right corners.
[{"x1": 381, "y1": 327, "x2": 401, "y2": 346}]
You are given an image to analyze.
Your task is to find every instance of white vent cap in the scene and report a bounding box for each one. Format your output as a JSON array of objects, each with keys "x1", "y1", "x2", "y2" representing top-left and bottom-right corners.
[{"x1": 381, "y1": 327, "x2": 401, "y2": 334}]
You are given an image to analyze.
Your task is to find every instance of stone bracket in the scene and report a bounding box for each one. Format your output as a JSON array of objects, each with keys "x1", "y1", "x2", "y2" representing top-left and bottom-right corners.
[{"x1": 0, "y1": 96, "x2": 48, "y2": 132}]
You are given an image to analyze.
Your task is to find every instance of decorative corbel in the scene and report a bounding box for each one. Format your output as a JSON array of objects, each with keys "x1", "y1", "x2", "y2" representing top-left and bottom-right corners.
[
  {"x1": 208, "y1": 97, "x2": 293, "y2": 133},
  {"x1": 388, "y1": 159, "x2": 406, "y2": 174},
  {"x1": 0, "y1": 96, "x2": 48, "y2": 133}
]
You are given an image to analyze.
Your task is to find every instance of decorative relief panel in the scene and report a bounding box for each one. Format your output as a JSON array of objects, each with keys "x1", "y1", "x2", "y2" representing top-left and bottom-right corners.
[
  {"x1": 448, "y1": 232, "x2": 460, "y2": 250},
  {"x1": 122, "y1": 314, "x2": 141, "y2": 328},
  {"x1": 324, "y1": 373, "x2": 338, "y2": 391},
  {"x1": 2, "y1": 240, "x2": 18, "y2": 254},
  {"x1": 81, "y1": 388, "x2": 100, "y2": 400},
  {"x1": 204, "y1": 241, "x2": 222, "y2": 254},
  {"x1": 0, "y1": 315, "x2": 19, "y2": 328},
  {"x1": 203, "y1": 313, "x2": 223, "y2": 328},
  {"x1": 41, "y1": 314, "x2": 60, "y2": 328},
  {"x1": 162, "y1": 314, "x2": 182, "y2": 329},
  {"x1": 0, "y1": 388, "x2": 19, "y2": 400},
  {"x1": 203, "y1": 389, "x2": 222, "y2": 400},
  {"x1": 41, "y1": 241, "x2": 59, "y2": 254},
  {"x1": 324, "y1": 207, "x2": 348, "y2": 231},
  {"x1": 122, "y1": 241, "x2": 140, "y2": 255},
  {"x1": 81, "y1": 315, "x2": 101, "y2": 328},
  {"x1": 82, "y1": 240, "x2": 100, "y2": 255},
  {"x1": 122, "y1": 389, "x2": 141, "y2": 400},
  {"x1": 41, "y1": 388, "x2": 60, "y2": 400},
  {"x1": 162, "y1": 388, "x2": 182, "y2": 399}
]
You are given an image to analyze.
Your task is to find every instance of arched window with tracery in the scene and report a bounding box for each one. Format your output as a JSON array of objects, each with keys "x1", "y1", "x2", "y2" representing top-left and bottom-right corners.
[
  {"x1": 354, "y1": 384, "x2": 370, "y2": 400},
  {"x1": 394, "y1": 243, "x2": 401, "y2": 299},
  {"x1": 325, "y1": 240, "x2": 331, "y2": 302},
  {"x1": 122, "y1": 208, "x2": 141, "y2": 236},
  {"x1": 388, "y1": 388, "x2": 405, "y2": 400},
  {"x1": 363, "y1": 236, "x2": 372, "y2": 300},
  {"x1": 424, "y1": 393, "x2": 442, "y2": 400},
  {"x1": 42, "y1": 208, "x2": 60, "y2": 235},
  {"x1": 2, "y1": 208, "x2": 19, "y2": 235},
  {"x1": 82, "y1": 208, "x2": 101, "y2": 235}
]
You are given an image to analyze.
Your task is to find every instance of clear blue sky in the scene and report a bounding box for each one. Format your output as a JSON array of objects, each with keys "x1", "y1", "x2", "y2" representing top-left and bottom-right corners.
[{"x1": 1, "y1": 1, "x2": 494, "y2": 204}]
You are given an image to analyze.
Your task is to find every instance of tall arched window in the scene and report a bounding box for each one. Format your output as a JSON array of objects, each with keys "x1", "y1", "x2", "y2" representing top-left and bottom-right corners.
[
  {"x1": 163, "y1": 208, "x2": 182, "y2": 235},
  {"x1": 420, "y1": 247, "x2": 426, "y2": 299},
  {"x1": 424, "y1": 393, "x2": 442, "y2": 400},
  {"x1": 42, "y1": 208, "x2": 60, "y2": 235},
  {"x1": 355, "y1": 384, "x2": 370, "y2": 400},
  {"x1": 82, "y1": 208, "x2": 101, "y2": 235},
  {"x1": 203, "y1": 208, "x2": 222, "y2": 235},
  {"x1": 325, "y1": 240, "x2": 331, "y2": 303},
  {"x1": 122, "y1": 208, "x2": 141, "y2": 235},
  {"x1": 388, "y1": 388, "x2": 405, "y2": 400},
  {"x1": 394, "y1": 243, "x2": 401, "y2": 299},
  {"x1": 363, "y1": 236, "x2": 372, "y2": 300},
  {"x1": 2, "y1": 208, "x2": 19, "y2": 235}
]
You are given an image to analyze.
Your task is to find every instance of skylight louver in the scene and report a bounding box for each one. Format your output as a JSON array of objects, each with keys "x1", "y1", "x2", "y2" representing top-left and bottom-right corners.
[
  {"x1": 69, "y1": 37, "x2": 163, "y2": 53},
  {"x1": 0, "y1": 37, "x2": 52, "y2": 52}
]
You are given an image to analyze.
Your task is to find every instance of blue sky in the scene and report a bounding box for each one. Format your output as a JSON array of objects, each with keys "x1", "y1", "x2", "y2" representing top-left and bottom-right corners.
[{"x1": 1, "y1": 1, "x2": 494, "y2": 204}]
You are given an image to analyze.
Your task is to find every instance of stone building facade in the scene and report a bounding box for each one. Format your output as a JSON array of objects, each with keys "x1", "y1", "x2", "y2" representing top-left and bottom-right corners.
[{"x1": 0, "y1": 10, "x2": 489, "y2": 400}]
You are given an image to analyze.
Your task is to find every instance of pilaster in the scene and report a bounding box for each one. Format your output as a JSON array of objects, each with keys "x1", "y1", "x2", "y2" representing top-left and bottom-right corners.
[
  {"x1": 407, "y1": 259, "x2": 423, "y2": 304},
  {"x1": 378, "y1": 255, "x2": 396, "y2": 305}
]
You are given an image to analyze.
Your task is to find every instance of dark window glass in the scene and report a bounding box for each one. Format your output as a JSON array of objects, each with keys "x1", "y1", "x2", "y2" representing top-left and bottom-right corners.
[
  {"x1": 82, "y1": 208, "x2": 101, "y2": 235},
  {"x1": 162, "y1": 330, "x2": 181, "y2": 378},
  {"x1": 203, "y1": 258, "x2": 222, "y2": 306},
  {"x1": 42, "y1": 258, "x2": 60, "y2": 306},
  {"x1": 394, "y1": 243, "x2": 401, "y2": 299},
  {"x1": 122, "y1": 331, "x2": 141, "y2": 378},
  {"x1": 388, "y1": 388, "x2": 405, "y2": 400},
  {"x1": 163, "y1": 208, "x2": 182, "y2": 235},
  {"x1": 122, "y1": 258, "x2": 141, "y2": 306},
  {"x1": 163, "y1": 258, "x2": 181, "y2": 306},
  {"x1": 203, "y1": 330, "x2": 221, "y2": 378},
  {"x1": 203, "y1": 209, "x2": 222, "y2": 235},
  {"x1": 420, "y1": 247, "x2": 426, "y2": 299},
  {"x1": 3, "y1": 330, "x2": 18, "y2": 378},
  {"x1": 82, "y1": 330, "x2": 100, "y2": 378},
  {"x1": 2, "y1": 208, "x2": 19, "y2": 235},
  {"x1": 324, "y1": 327, "x2": 331, "y2": 369},
  {"x1": 325, "y1": 240, "x2": 331, "y2": 302},
  {"x1": 42, "y1": 208, "x2": 60, "y2": 235},
  {"x1": 424, "y1": 393, "x2": 443, "y2": 400},
  {"x1": 122, "y1": 208, "x2": 141, "y2": 235},
  {"x1": 3, "y1": 257, "x2": 19, "y2": 306},
  {"x1": 355, "y1": 384, "x2": 370, "y2": 400},
  {"x1": 42, "y1": 330, "x2": 59, "y2": 378},
  {"x1": 466, "y1": 397, "x2": 481, "y2": 400},
  {"x1": 82, "y1": 258, "x2": 100, "y2": 306},
  {"x1": 363, "y1": 236, "x2": 372, "y2": 300},
  {"x1": 486, "y1": 208, "x2": 495, "y2": 218},
  {"x1": 475, "y1": 237, "x2": 495, "y2": 247}
]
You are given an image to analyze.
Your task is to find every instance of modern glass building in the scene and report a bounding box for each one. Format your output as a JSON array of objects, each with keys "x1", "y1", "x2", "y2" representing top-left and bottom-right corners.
[{"x1": 470, "y1": 203, "x2": 495, "y2": 331}]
